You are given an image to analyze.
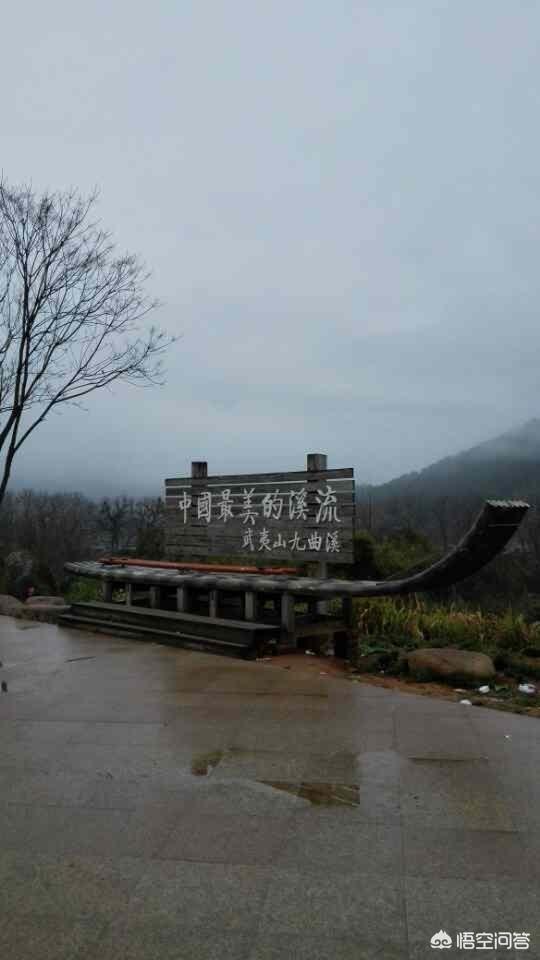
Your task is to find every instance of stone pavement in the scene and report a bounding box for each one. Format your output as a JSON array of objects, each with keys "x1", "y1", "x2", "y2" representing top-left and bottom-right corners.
[{"x1": 0, "y1": 616, "x2": 539, "y2": 959}]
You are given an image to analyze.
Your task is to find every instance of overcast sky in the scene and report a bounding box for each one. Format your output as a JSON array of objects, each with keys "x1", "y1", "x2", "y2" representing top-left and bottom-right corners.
[{"x1": 3, "y1": 1, "x2": 540, "y2": 497}]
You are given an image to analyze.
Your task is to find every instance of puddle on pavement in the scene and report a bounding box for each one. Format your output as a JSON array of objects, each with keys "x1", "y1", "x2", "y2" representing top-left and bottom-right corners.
[
  {"x1": 262, "y1": 781, "x2": 360, "y2": 806},
  {"x1": 191, "y1": 750, "x2": 360, "y2": 805},
  {"x1": 191, "y1": 750, "x2": 225, "y2": 776},
  {"x1": 409, "y1": 757, "x2": 485, "y2": 763}
]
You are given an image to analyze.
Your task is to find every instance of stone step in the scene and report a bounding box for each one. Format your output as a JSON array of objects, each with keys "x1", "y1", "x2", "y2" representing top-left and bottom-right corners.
[{"x1": 58, "y1": 613, "x2": 259, "y2": 660}]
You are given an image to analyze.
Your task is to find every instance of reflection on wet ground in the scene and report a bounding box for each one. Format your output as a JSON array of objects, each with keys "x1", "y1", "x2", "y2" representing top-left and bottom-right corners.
[
  {"x1": 191, "y1": 749, "x2": 361, "y2": 804},
  {"x1": 191, "y1": 749, "x2": 225, "y2": 776},
  {"x1": 262, "y1": 781, "x2": 361, "y2": 806},
  {"x1": 2, "y1": 618, "x2": 540, "y2": 958}
]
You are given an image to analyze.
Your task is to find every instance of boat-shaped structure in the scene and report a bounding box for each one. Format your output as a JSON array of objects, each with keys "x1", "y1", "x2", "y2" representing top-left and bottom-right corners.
[{"x1": 66, "y1": 499, "x2": 529, "y2": 599}]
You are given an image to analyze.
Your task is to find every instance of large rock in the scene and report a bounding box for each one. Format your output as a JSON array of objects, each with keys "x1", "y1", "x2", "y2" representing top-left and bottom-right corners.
[
  {"x1": 24, "y1": 596, "x2": 70, "y2": 622},
  {"x1": 4, "y1": 551, "x2": 35, "y2": 598},
  {"x1": 406, "y1": 647, "x2": 496, "y2": 683},
  {"x1": 26, "y1": 595, "x2": 66, "y2": 607},
  {"x1": 0, "y1": 594, "x2": 25, "y2": 617}
]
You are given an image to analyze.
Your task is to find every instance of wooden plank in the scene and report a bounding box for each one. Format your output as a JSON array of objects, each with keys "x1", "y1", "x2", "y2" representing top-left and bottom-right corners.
[
  {"x1": 165, "y1": 467, "x2": 353, "y2": 485},
  {"x1": 165, "y1": 549, "x2": 354, "y2": 562},
  {"x1": 165, "y1": 547, "x2": 354, "y2": 561},
  {"x1": 165, "y1": 496, "x2": 356, "y2": 516},
  {"x1": 165, "y1": 487, "x2": 354, "y2": 496},
  {"x1": 166, "y1": 552, "x2": 354, "y2": 564},
  {"x1": 165, "y1": 532, "x2": 355, "y2": 546},
  {"x1": 165, "y1": 525, "x2": 355, "y2": 538},
  {"x1": 165, "y1": 479, "x2": 354, "y2": 493},
  {"x1": 165, "y1": 523, "x2": 355, "y2": 538},
  {"x1": 165, "y1": 530, "x2": 354, "y2": 541},
  {"x1": 165, "y1": 532, "x2": 354, "y2": 543},
  {"x1": 165, "y1": 520, "x2": 356, "y2": 535},
  {"x1": 165, "y1": 511, "x2": 356, "y2": 525}
]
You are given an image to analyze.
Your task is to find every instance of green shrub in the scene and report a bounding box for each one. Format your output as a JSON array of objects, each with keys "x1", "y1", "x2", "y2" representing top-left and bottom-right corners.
[
  {"x1": 351, "y1": 596, "x2": 539, "y2": 658},
  {"x1": 374, "y1": 529, "x2": 435, "y2": 578},
  {"x1": 64, "y1": 578, "x2": 102, "y2": 603}
]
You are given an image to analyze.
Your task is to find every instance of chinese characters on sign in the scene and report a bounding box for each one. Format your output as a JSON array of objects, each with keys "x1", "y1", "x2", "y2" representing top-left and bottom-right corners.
[
  {"x1": 177, "y1": 483, "x2": 343, "y2": 553},
  {"x1": 164, "y1": 463, "x2": 354, "y2": 564}
]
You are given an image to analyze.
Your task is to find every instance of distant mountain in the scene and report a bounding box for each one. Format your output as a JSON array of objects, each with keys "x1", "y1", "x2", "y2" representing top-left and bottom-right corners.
[{"x1": 362, "y1": 419, "x2": 540, "y2": 503}]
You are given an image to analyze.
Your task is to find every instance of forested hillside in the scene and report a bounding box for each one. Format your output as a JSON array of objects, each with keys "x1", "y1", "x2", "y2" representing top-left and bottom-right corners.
[{"x1": 356, "y1": 419, "x2": 540, "y2": 554}]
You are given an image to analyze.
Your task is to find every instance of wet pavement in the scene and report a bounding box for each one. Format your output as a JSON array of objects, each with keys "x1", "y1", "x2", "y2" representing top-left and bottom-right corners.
[{"x1": 0, "y1": 616, "x2": 539, "y2": 959}]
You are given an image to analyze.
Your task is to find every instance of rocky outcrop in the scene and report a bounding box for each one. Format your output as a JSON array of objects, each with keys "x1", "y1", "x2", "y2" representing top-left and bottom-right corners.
[
  {"x1": 4, "y1": 551, "x2": 35, "y2": 599},
  {"x1": 0, "y1": 592, "x2": 70, "y2": 622},
  {"x1": 0, "y1": 594, "x2": 25, "y2": 617},
  {"x1": 406, "y1": 647, "x2": 496, "y2": 683},
  {"x1": 26, "y1": 596, "x2": 67, "y2": 607},
  {"x1": 24, "y1": 596, "x2": 70, "y2": 621}
]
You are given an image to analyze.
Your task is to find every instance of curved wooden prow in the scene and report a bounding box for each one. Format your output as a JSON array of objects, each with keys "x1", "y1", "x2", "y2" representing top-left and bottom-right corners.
[{"x1": 373, "y1": 499, "x2": 530, "y2": 596}]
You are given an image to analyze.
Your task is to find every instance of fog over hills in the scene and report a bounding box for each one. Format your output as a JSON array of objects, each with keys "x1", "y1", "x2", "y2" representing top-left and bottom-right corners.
[{"x1": 362, "y1": 419, "x2": 540, "y2": 503}]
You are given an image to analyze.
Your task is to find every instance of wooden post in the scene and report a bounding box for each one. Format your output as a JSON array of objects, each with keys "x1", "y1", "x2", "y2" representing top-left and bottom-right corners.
[
  {"x1": 125, "y1": 583, "x2": 134, "y2": 606},
  {"x1": 191, "y1": 461, "x2": 208, "y2": 480},
  {"x1": 342, "y1": 596, "x2": 355, "y2": 660},
  {"x1": 307, "y1": 453, "x2": 329, "y2": 615},
  {"x1": 209, "y1": 589, "x2": 219, "y2": 618},
  {"x1": 149, "y1": 586, "x2": 161, "y2": 609},
  {"x1": 244, "y1": 590, "x2": 258, "y2": 621},
  {"x1": 103, "y1": 581, "x2": 113, "y2": 603},
  {"x1": 190, "y1": 460, "x2": 208, "y2": 564},
  {"x1": 281, "y1": 592, "x2": 296, "y2": 646},
  {"x1": 176, "y1": 585, "x2": 190, "y2": 612}
]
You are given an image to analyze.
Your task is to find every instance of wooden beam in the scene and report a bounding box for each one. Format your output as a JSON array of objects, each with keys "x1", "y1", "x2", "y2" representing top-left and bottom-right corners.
[
  {"x1": 176, "y1": 585, "x2": 190, "y2": 612},
  {"x1": 281, "y1": 592, "x2": 296, "y2": 645},
  {"x1": 149, "y1": 586, "x2": 161, "y2": 609},
  {"x1": 244, "y1": 590, "x2": 258, "y2": 621},
  {"x1": 307, "y1": 454, "x2": 329, "y2": 613},
  {"x1": 209, "y1": 589, "x2": 219, "y2": 618}
]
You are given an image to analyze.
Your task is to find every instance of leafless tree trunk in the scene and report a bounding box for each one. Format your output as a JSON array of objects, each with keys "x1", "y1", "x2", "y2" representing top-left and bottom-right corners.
[
  {"x1": 97, "y1": 497, "x2": 136, "y2": 554},
  {"x1": 132, "y1": 497, "x2": 165, "y2": 557},
  {"x1": 0, "y1": 181, "x2": 176, "y2": 507}
]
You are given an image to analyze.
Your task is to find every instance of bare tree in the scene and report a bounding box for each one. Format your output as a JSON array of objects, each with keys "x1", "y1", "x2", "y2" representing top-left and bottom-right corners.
[
  {"x1": 96, "y1": 496, "x2": 135, "y2": 554},
  {"x1": 0, "y1": 488, "x2": 97, "y2": 590},
  {"x1": 0, "y1": 180, "x2": 175, "y2": 507},
  {"x1": 132, "y1": 497, "x2": 165, "y2": 557}
]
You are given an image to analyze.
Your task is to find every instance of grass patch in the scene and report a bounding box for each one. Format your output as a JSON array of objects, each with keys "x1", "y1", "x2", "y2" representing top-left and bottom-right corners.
[
  {"x1": 351, "y1": 597, "x2": 540, "y2": 657},
  {"x1": 64, "y1": 578, "x2": 102, "y2": 603}
]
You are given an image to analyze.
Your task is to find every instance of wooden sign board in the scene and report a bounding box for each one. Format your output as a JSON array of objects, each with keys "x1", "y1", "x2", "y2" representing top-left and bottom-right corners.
[{"x1": 165, "y1": 454, "x2": 355, "y2": 564}]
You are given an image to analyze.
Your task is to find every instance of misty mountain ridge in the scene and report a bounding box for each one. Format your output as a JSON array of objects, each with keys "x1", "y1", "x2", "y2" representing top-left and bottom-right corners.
[{"x1": 362, "y1": 418, "x2": 540, "y2": 502}]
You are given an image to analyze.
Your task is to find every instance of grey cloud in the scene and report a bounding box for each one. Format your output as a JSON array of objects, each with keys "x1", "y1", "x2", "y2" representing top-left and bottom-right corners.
[{"x1": 3, "y1": 0, "x2": 540, "y2": 496}]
